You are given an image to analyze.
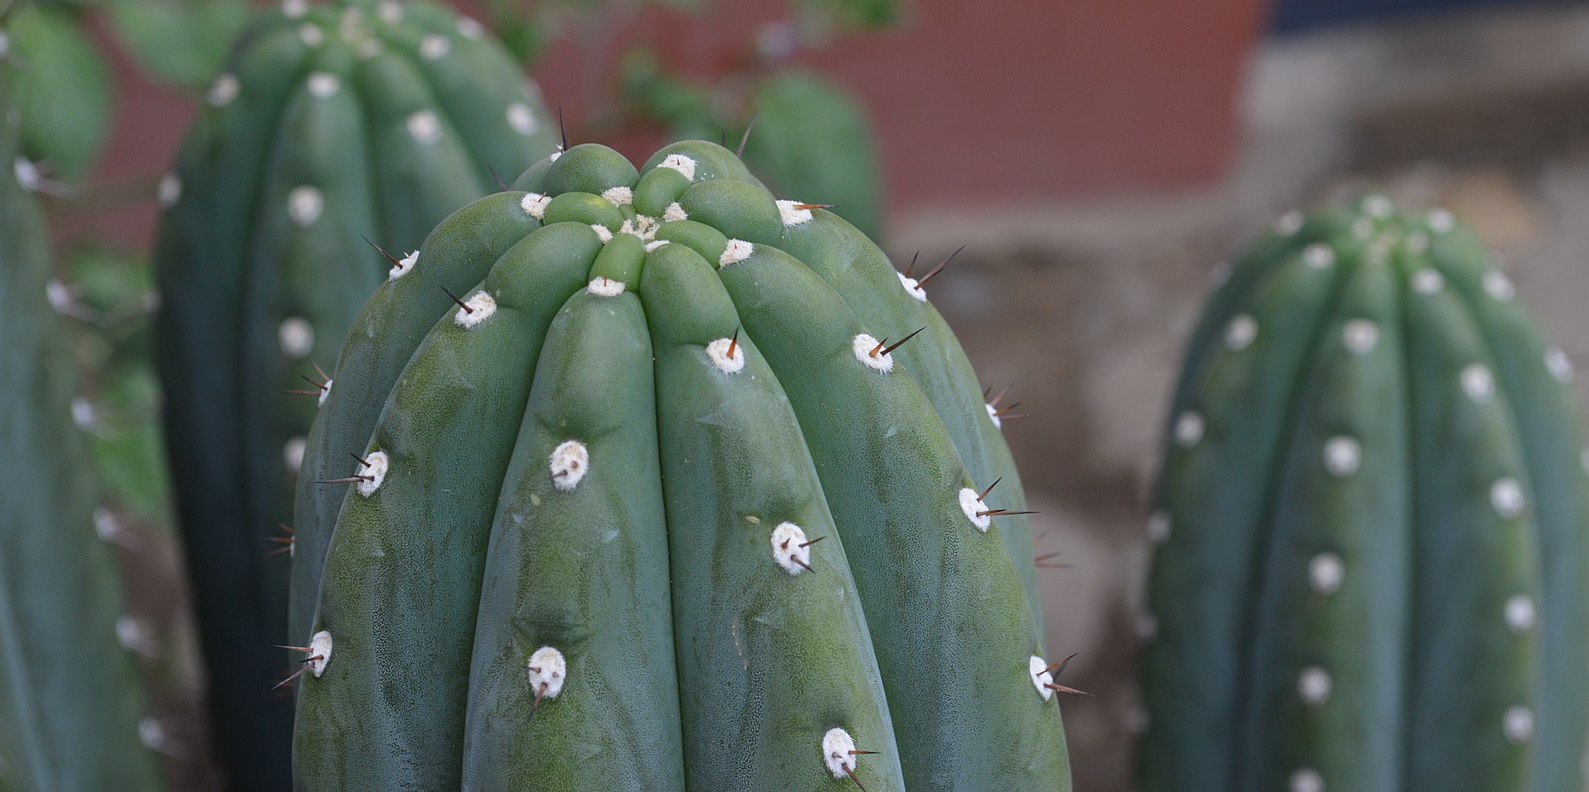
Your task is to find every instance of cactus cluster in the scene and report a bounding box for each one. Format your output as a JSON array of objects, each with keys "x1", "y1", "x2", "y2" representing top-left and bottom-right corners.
[
  {"x1": 153, "y1": 0, "x2": 555, "y2": 785},
  {"x1": 1140, "y1": 198, "x2": 1589, "y2": 792},
  {"x1": 0, "y1": 67, "x2": 163, "y2": 791},
  {"x1": 287, "y1": 141, "x2": 1067, "y2": 790}
]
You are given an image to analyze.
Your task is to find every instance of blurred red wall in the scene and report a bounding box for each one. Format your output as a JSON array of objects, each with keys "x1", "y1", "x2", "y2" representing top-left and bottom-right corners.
[{"x1": 85, "y1": 0, "x2": 1267, "y2": 246}]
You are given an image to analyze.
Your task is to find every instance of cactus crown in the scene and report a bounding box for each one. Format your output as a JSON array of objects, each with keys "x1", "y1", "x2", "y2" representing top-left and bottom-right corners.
[
  {"x1": 1141, "y1": 197, "x2": 1589, "y2": 792},
  {"x1": 289, "y1": 141, "x2": 1071, "y2": 790}
]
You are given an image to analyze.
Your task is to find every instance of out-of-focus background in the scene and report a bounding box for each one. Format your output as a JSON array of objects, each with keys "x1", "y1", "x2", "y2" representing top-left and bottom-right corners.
[{"x1": 51, "y1": 0, "x2": 1589, "y2": 788}]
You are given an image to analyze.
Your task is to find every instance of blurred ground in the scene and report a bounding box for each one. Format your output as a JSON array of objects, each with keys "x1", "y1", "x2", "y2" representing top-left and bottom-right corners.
[{"x1": 891, "y1": 5, "x2": 1589, "y2": 790}]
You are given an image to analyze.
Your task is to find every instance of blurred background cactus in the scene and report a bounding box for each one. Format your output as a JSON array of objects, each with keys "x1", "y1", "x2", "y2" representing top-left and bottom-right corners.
[{"x1": 1140, "y1": 198, "x2": 1589, "y2": 792}]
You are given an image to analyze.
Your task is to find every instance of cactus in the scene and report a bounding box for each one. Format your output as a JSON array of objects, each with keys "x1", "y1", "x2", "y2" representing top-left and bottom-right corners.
[
  {"x1": 0, "y1": 67, "x2": 164, "y2": 791},
  {"x1": 288, "y1": 141, "x2": 1066, "y2": 790},
  {"x1": 1140, "y1": 198, "x2": 1589, "y2": 792},
  {"x1": 153, "y1": 1, "x2": 556, "y2": 786}
]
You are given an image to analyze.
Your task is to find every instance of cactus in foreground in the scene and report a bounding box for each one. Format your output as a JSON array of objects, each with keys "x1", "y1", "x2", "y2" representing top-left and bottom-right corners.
[
  {"x1": 154, "y1": 1, "x2": 555, "y2": 786},
  {"x1": 288, "y1": 141, "x2": 1063, "y2": 790},
  {"x1": 1140, "y1": 197, "x2": 1589, "y2": 792},
  {"x1": 0, "y1": 67, "x2": 164, "y2": 791}
]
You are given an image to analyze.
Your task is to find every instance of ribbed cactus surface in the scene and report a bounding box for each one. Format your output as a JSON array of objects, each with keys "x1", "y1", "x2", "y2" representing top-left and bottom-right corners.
[
  {"x1": 153, "y1": 1, "x2": 555, "y2": 787},
  {"x1": 289, "y1": 141, "x2": 1065, "y2": 790},
  {"x1": 0, "y1": 68, "x2": 163, "y2": 791},
  {"x1": 1140, "y1": 198, "x2": 1589, "y2": 792}
]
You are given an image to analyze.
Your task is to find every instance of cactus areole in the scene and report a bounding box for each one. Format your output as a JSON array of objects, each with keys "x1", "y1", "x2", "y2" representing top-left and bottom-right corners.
[
  {"x1": 1141, "y1": 198, "x2": 1589, "y2": 792},
  {"x1": 289, "y1": 141, "x2": 1066, "y2": 790},
  {"x1": 154, "y1": 1, "x2": 554, "y2": 786}
]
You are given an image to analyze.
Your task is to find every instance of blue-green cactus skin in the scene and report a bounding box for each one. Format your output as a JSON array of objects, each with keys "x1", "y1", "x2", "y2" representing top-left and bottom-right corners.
[{"x1": 1141, "y1": 199, "x2": 1589, "y2": 792}]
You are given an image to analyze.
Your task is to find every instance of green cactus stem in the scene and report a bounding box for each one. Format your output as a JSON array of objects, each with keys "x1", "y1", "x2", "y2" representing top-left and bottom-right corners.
[
  {"x1": 153, "y1": 1, "x2": 555, "y2": 787},
  {"x1": 290, "y1": 141, "x2": 1067, "y2": 790},
  {"x1": 1140, "y1": 197, "x2": 1589, "y2": 792},
  {"x1": 0, "y1": 66, "x2": 164, "y2": 791}
]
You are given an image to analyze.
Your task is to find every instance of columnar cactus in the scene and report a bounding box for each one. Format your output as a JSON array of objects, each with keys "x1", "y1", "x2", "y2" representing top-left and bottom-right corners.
[
  {"x1": 0, "y1": 68, "x2": 164, "y2": 790},
  {"x1": 153, "y1": 1, "x2": 555, "y2": 786},
  {"x1": 1140, "y1": 197, "x2": 1589, "y2": 792},
  {"x1": 289, "y1": 141, "x2": 1065, "y2": 789}
]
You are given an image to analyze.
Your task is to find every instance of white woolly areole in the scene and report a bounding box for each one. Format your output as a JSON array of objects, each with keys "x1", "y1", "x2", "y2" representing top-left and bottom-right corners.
[
  {"x1": 46, "y1": 279, "x2": 72, "y2": 314},
  {"x1": 1136, "y1": 613, "x2": 1158, "y2": 641},
  {"x1": 662, "y1": 202, "x2": 688, "y2": 223},
  {"x1": 986, "y1": 402, "x2": 1002, "y2": 428},
  {"x1": 1275, "y1": 211, "x2": 1303, "y2": 235},
  {"x1": 1412, "y1": 269, "x2": 1445, "y2": 295},
  {"x1": 601, "y1": 186, "x2": 634, "y2": 207},
  {"x1": 1429, "y1": 208, "x2": 1456, "y2": 233},
  {"x1": 643, "y1": 240, "x2": 670, "y2": 253},
  {"x1": 376, "y1": 0, "x2": 403, "y2": 23},
  {"x1": 318, "y1": 378, "x2": 333, "y2": 406},
  {"x1": 1485, "y1": 270, "x2": 1516, "y2": 301},
  {"x1": 1030, "y1": 656, "x2": 1056, "y2": 701},
  {"x1": 1352, "y1": 217, "x2": 1375, "y2": 240},
  {"x1": 549, "y1": 440, "x2": 589, "y2": 491},
  {"x1": 959, "y1": 487, "x2": 992, "y2": 533},
  {"x1": 898, "y1": 271, "x2": 928, "y2": 302},
  {"x1": 590, "y1": 224, "x2": 615, "y2": 244},
  {"x1": 1462, "y1": 364, "x2": 1495, "y2": 403},
  {"x1": 549, "y1": 149, "x2": 563, "y2": 162},
  {"x1": 822, "y1": 728, "x2": 858, "y2": 780},
  {"x1": 770, "y1": 522, "x2": 813, "y2": 575},
  {"x1": 1504, "y1": 706, "x2": 1536, "y2": 744},
  {"x1": 1298, "y1": 666, "x2": 1332, "y2": 705},
  {"x1": 419, "y1": 34, "x2": 451, "y2": 60},
  {"x1": 117, "y1": 615, "x2": 155, "y2": 656},
  {"x1": 1209, "y1": 260, "x2": 1233, "y2": 285},
  {"x1": 279, "y1": 316, "x2": 315, "y2": 358},
  {"x1": 1309, "y1": 552, "x2": 1345, "y2": 595},
  {"x1": 1323, "y1": 436, "x2": 1361, "y2": 477},
  {"x1": 587, "y1": 277, "x2": 625, "y2": 297},
  {"x1": 453, "y1": 291, "x2": 497, "y2": 328},
  {"x1": 1506, "y1": 594, "x2": 1537, "y2": 634},
  {"x1": 138, "y1": 719, "x2": 173, "y2": 754},
  {"x1": 1491, "y1": 477, "x2": 1524, "y2": 519},
  {"x1": 1147, "y1": 511, "x2": 1172, "y2": 544},
  {"x1": 158, "y1": 173, "x2": 182, "y2": 207},
  {"x1": 457, "y1": 16, "x2": 486, "y2": 39},
  {"x1": 13, "y1": 158, "x2": 39, "y2": 192},
  {"x1": 521, "y1": 193, "x2": 551, "y2": 219},
  {"x1": 1224, "y1": 314, "x2": 1258, "y2": 351},
  {"x1": 389, "y1": 250, "x2": 418, "y2": 281},
  {"x1": 719, "y1": 239, "x2": 754, "y2": 267},
  {"x1": 527, "y1": 646, "x2": 567, "y2": 699},
  {"x1": 1343, "y1": 319, "x2": 1380, "y2": 355},
  {"x1": 288, "y1": 185, "x2": 324, "y2": 227},
  {"x1": 777, "y1": 199, "x2": 814, "y2": 227},
  {"x1": 1290, "y1": 768, "x2": 1324, "y2": 792},
  {"x1": 852, "y1": 333, "x2": 895, "y2": 373},
  {"x1": 506, "y1": 103, "x2": 538, "y2": 136},
  {"x1": 659, "y1": 154, "x2": 697, "y2": 181},
  {"x1": 1546, "y1": 346, "x2": 1575, "y2": 382},
  {"x1": 1173, "y1": 411, "x2": 1204, "y2": 447},
  {"x1": 1362, "y1": 194, "x2": 1394, "y2": 219},
  {"x1": 282, "y1": 0, "x2": 309, "y2": 19},
  {"x1": 1303, "y1": 243, "x2": 1334, "y2": 269},
  {"x1": 705, "y1": 337, "x2": 746, "y2": 373},
  {"x1": 407, "y1": 110, "x2": 442, "y2": 145},
  {"x1": 307, "y1": 630, "x2": 333, "y2": 677},
  {"x1": 307, "y1": 72, "x2": 341, "y2": 99},
  {"x1": 208, "y1": 73, "x2": 240, "y2": 107},
  {"x1": 298, "y1": 23, "x2": 325, "y2": 47},
  {"x1": 94, "y1": 508, "x2": 124, "y2": 543},
  {"x1": 356, "y1": 451, "x2": 389, "y2": 497},
  {"x1": 283, "y1": 436, "x2": 308, "y2": 473}
]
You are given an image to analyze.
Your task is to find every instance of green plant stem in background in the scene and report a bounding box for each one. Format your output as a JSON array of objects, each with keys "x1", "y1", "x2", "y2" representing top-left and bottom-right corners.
[
  {"x1": 153, "y1": 2, "x2": 556, "y2": 788},
  {"x1": 289, "y1": 141, "x2": 1066, "y2": 790},
  {"x1": 1140, "y1": 198, "x2": 1589, "y2": 792},
  {"x1": 0, "y1": 62, "x2": 164, "y2": 792}
]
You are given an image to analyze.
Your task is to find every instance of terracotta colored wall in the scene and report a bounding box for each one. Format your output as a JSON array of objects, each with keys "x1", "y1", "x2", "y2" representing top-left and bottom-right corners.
[{"x1": 80, "y1": 0, "x2": 1268, "y2": 246}]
